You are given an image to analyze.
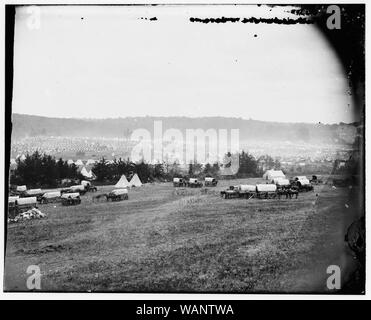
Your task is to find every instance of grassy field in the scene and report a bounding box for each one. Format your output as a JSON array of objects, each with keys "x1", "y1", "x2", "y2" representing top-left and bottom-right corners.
[{"x1": 4, "y1": 178, "x2": 361, "y2": 293}]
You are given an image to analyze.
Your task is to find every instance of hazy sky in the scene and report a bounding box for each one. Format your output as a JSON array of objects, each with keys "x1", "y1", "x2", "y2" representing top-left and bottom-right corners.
[{"x1": 12, "y1": 5, "x2": 355, "y2": 123}]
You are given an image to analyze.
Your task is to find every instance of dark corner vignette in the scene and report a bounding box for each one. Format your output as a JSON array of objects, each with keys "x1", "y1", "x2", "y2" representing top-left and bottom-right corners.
[
  {"x1": 312, "y1": 4, "x2": 365, "y2": 293},
  {"x1": 5, "y1": 5, "x2": 16, "y2": 258}
]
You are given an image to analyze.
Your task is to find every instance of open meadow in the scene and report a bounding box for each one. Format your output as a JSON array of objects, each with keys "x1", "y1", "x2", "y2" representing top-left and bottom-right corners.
[{"x1": 4, "y1": 178, "x2": 360, "y2": 293}]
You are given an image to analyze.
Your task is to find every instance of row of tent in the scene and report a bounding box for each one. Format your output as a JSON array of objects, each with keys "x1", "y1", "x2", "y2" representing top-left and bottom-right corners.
[
  {"x1": 67, "y1": 159, "x2": 98, "y2": 166},
  {"x1": 68, "y1": 159, "x2": 118, "y2": 166},
  {"x1": 10, "y1": 158, "x2": 100, "y2": 167},
  {"x1": 115, "y1": 174, "x2": 142, "y2": 188}
]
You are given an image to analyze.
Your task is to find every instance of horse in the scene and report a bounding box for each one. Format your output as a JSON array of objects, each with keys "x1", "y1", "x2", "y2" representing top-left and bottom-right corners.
[{"x1": 286, "y1": 187, "x2": 299, "y2": 199}]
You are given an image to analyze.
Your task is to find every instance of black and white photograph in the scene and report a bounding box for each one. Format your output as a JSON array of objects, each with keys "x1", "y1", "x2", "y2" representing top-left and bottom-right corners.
[{"x1": 3, "y1": 3, "x2": 365, "y2": 296}]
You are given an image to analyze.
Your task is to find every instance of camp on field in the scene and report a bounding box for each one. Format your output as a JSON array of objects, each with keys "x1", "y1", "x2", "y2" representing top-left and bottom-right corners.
[
  {"x1": 129, "y1": 173, "x2": 142, "y2": 187},
  {"x1": 80, "y1": 167, "x2": 92, "y2": 179},
  {"x1": 115, "y1": 174, "x2": 130, "y2": 188}
]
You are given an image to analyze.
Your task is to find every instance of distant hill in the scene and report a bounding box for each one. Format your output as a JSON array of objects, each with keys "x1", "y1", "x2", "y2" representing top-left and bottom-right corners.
[{"x1": 10, "y1": 113, "x2": 358, "y2": 145}]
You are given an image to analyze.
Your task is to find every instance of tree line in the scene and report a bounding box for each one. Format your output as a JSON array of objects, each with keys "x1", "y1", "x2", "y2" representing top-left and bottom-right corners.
[
  {"x1": 9, "y1": 150, "x2": 275, "y2": 188},
  {"x1": 10, "y1": 151, "x2": 80, "y2": 188}
]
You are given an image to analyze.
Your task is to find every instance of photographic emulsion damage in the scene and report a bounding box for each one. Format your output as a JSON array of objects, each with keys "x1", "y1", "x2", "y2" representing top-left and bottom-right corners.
[{"x1": 4, "y1": 4, "x2": 365, "y2": 294}]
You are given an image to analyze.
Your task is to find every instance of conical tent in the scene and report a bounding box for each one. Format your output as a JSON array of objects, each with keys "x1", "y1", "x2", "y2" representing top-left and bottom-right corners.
[
  {"x1": 80, "y1": 167, "x2": 91, "y2": 178},
  {"x1": 75, "y1": 159, "x2": 84, "y2": 166},
  {"x1": 87, "y1": 169, "x2": 96, "y2": 180},
  {"x1": 129, "y1": 173, "x2": 142, "y2": 187},
  {"x1": 115, "y1": 175, "x2": 130, "y2": 188}
]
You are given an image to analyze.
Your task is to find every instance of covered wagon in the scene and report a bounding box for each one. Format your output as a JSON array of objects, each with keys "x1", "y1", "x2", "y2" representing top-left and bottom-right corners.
[
  {"x1": 61, "y1": 192, "x2": 81, "y2": 206},
  {"x1": 15, "y1": 196, "x2": 38, "y2": 213},
  {"x1": 66, "y1": 185, "x2": 87, "y2": 195},
  {"x1": 220, "y1": 185, "x2": 240, "y2": 199},
  {"x1": 237, "y1": 184, "x2": 256, "y2": 199},
  {"x1": 173, "y1": 177, "x2": 186, "y2": 187},
  {"x1": 106, "y1": 188, "x2": 128, "y2": 201},
  {"x1": 274, "y1": 178, "x2": 291, "y2": 197},
  {"x1": 8, "y1": 195, "x2": 19, "y2": 204},
  {"x1": 24, "y1": 188, "x2": 42, "y2": 195},
  {"x1": 81, "y1": 180, "x2": 97, "y2": 192},
  {"x1": 274, "y1": 179, "x2": 299, "y2": 199},
  {"x1": 188, "y1": 178, "x2": 203, "y2": 188},
  {"x1": 256, "y1": 184, "x2": 278, "y2": 199},
  {"x1": 81, "y1": 180, "x2": 90, "y2": 187},
  {"x1": 204, "y1": 177, "x2": 218, "y2": 187},
  {"x1": 40, "y1": 191, "x2": 61, "y2": 204},
  {"x1": 293, "y1": 176, "x2": 313, "y2": 192},
  {"x1": 23, "y1": 188, "x2": 44, "y2": 202},
  {"x1": 275, "y1": 178, "x2": 291, "y2": 187}
]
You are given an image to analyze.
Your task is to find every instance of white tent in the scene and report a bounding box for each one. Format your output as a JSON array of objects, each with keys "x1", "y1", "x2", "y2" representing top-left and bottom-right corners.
[
  {"x1": 263, "y1": 170, "x2": 285, "y2": 181},
  {"x1": 9, "y1": 162, "x2": 17, "y2": 171},
  {"x1": 115, "y1": 175, "x2": 130, "y2": 188},
  {"x1": 16, "y1": 185, "x2": 27, "y2": 192},
  {"x1": 80, "y1": 167, "x2": 93, "y2": 179},
  {"x1": 67, "y1": 159, "x2": 74, "y2": 165},
  {"x1": 75, "y1": 159, "x2": 84, "y2": 166},
  {"x1": 86, "y1": 159, "x2": 96, "y2": 165},
  {"x1": 87, "y1": 168, "x2": 96, "y2": 180},
  {"x1": 129, "y1": 173, "x2": 142, "y2": 187},
  {"x1": 262, "y1": 170, "x2": 272, "y2": 179}
]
